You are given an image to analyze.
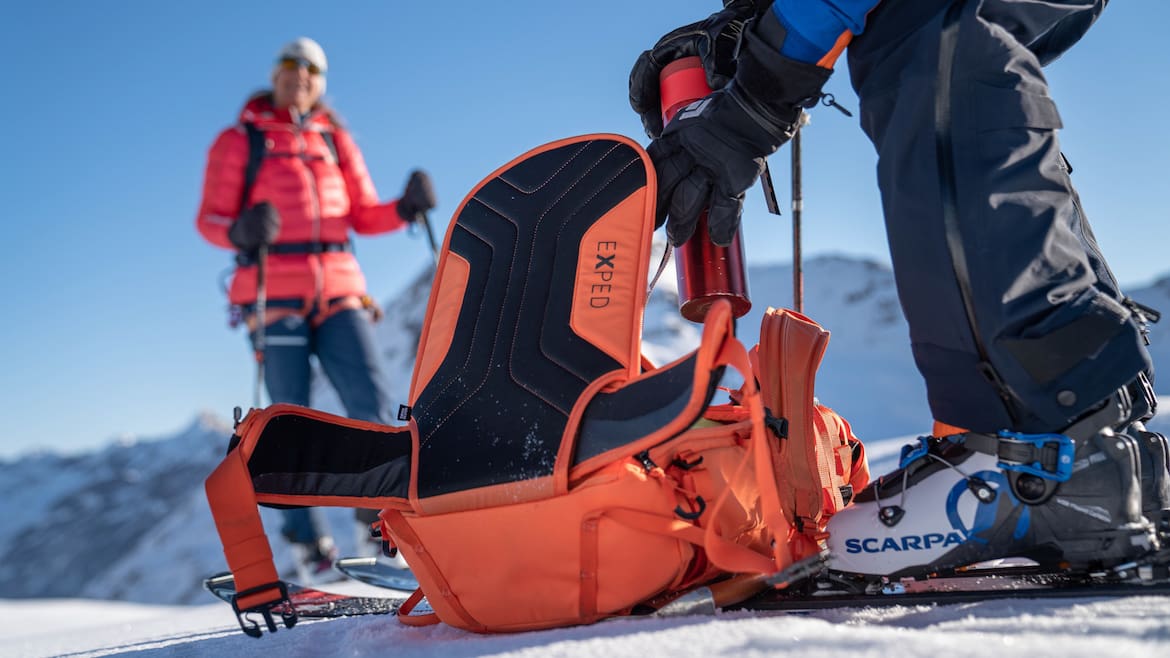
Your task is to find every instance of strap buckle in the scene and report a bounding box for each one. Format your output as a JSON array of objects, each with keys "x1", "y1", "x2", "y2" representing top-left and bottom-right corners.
[
  {"x1": 898, "y1": 436, "x2": 933, "y2": 468},
  {"x1": 230, "y1": 581, "x2": 298, "y2": 638},
  {"x1": 995, "y1": 430, "x2": 1075, "y2": 482}
]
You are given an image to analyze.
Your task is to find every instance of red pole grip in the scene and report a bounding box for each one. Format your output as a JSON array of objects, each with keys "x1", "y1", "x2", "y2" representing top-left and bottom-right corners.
[{"x1": 659, "y1": 57, "x2": 751, "y2": 323}]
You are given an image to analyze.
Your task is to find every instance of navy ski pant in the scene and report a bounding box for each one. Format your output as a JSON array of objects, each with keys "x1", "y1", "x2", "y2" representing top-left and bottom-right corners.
[
  {"x1": 250, "y1": 306, "x2": 392, "y2": 545},
  {"x1": 845, "y1": 0, "x2": 1152, "y2": 433}
]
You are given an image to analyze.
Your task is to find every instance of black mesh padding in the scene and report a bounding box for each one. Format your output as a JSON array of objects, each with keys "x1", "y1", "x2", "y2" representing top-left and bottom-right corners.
[
  {"x1": 413, "y1": 138, "x2": 648, "y2": 497},
  {"x1": 249, "y1": 414, "x2": 412, "y2": 500},
  {"x1": 573, "y1": 358, "x2": 723, "y2": 465}
]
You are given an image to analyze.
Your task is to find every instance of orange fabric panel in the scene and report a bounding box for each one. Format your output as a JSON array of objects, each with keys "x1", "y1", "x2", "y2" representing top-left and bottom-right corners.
[
  {"x1": 389, "y1": 461, "x2": 694, "y2": 633},
  {"x1": 240, "y1": 402, "x2": 405, "y2": 440},
  {"x1": 409, "y1": 252, "x2": 470, "y2": 401},
  {"x1": 412, "y1": 475, "x2": 557, "y2": 516},
  {"x1": 256, "y1": 493, "x2": 411, "y2": 511},
  {"x1": 569, "y1": 187, "x2": 653, "y2": 370},
  {"x1": 382, "y1": 510, "x2": 483, "y2": 631}
]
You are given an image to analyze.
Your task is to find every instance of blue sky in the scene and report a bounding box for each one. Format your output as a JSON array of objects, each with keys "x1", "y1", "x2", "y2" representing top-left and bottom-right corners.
[{"x1": 1, "y1": 1, "x2": 1167, "y2": 458}]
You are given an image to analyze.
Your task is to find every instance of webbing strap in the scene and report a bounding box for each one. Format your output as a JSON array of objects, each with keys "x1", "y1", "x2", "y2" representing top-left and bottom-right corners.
[
  {"x1": 759, "y1": 308, "x2": 847, "y2": 540},
  {"x1": 719, "y1": 329, "x2": 794, "y2": 573},
  {"x1": 240, "y1": 123, "x2": 267, "y2": 212},
  {"x1": 397, "y1": 588, "x2": 440, "y2": 627},
  {"x1": 205, "y1": 444, "x2": 283, "y2": 610}
]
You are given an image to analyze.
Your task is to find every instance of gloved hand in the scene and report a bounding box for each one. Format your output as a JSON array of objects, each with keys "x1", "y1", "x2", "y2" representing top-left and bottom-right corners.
[
  {"x1": 228, "y1": 201, "x2": 281, "y2": 252},
  {"x1": 650, "y1": 12, "x2": 832, "y2": 247},
  {"x1": 629, "y1": 0, "x2": 768, "y2": 139},
  {"x1": 396, "y1": 169, "x2": 437, "y2": 223}
]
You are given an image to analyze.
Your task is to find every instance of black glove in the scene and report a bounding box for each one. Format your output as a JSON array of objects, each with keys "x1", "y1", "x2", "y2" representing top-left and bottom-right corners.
[
  {"x1": 228, "y1": 201, "x2": 281, "y2": 252},
  {"x1": 396, "y1": 169, "x2": 437, "y2": 223},
  {"x1": 650, "y1": 11, "x2": 832, "y2": 247},
  {"x1": 629, "y1": 0, "x2": 769, "y2": 139}
]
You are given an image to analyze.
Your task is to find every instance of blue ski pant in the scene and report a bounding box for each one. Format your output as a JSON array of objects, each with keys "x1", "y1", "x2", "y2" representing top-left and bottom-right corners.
[
  {"x1": 845, "y1": 0, "x2": 1152, "y2": 433},
  {"x1": 249, "y1": 306, "x2": 391, "y2": 545}
]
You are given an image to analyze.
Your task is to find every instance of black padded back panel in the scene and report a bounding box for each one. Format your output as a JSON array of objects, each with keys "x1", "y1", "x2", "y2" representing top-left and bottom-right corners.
[
  {"x1": 572, "y1": 358, "x2": 723, "y2": 465},
  {"x1": 413, "y1": 138, "x2": 648, "y2": 497},
  {"x1": 249, "y1": 414, "x2": 412, "y2": 499}
]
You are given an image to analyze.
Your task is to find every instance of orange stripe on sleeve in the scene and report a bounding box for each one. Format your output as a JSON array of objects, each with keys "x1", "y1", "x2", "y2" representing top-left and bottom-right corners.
[{"x1": 816, "y1": 30, "x2": 854, "y2": 69}]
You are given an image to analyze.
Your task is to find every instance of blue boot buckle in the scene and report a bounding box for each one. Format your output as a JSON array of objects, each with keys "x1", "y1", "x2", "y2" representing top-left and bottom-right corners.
[{"x1": 995, "y1": 430, "x2": 1075, "y2": 482}]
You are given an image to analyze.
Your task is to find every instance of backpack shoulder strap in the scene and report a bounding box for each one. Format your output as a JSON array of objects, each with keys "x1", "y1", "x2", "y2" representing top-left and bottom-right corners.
[
  {"x1": 757, "y1": 307, "x2": 865, "y2": 556},
  {"x1": 321, "y1": 129, "x2": 340, "y2": 166},
  {"x1": 240, "y1": 122, "x2": 267, "y2": 211}
]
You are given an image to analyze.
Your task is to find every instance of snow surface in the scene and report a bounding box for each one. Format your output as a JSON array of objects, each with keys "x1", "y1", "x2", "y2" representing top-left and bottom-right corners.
[{"x1": 3, "y1": 586, "x2": 1170, "y2": 658}]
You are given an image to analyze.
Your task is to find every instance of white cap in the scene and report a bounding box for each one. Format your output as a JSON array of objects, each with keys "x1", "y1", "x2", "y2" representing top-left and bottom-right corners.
[{"x1": 276, "y1": 37, "x2": 327, "y2": 74}]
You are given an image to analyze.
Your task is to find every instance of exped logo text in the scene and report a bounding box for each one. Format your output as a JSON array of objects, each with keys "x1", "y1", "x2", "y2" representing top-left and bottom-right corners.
[{"x1": 590, "y1": 241, "x2": 617, "y2": 308}]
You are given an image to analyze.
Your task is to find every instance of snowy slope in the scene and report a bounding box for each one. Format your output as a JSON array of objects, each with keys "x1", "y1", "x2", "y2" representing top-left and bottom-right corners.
[
  {"x1": 0, "y1": 414, "x2": 231, "y2": 602},
  {"x1": 0, "y1": 414, "x2": 366, "y2": 604}
]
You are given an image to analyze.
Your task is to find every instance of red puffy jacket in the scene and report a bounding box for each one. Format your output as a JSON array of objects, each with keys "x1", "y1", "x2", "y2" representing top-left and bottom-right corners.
[{"x1": 196, "y1": 94, "x2": 406, "y2": 307}]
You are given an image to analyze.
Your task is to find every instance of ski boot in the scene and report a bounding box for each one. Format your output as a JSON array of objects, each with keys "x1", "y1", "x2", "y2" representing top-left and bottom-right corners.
[
  {"x1": 352, "y1": 517, "x2": 411, "y2": 568},
  {"x1": 291, "y1": 536, "x2": 342, "y2": 586},
  {"x1": 1106, "y1": 372, "x2": 1169, "y2": 539},
  {"x1": 1134, "y1": 421, "x2": 1170, "y2": 540},
  {"x1": 825, "y1": 385, "x2": 1160, "y2": 580},
  {"x1": 354, "y1": 509, "x2": 383, "y2": 559}
]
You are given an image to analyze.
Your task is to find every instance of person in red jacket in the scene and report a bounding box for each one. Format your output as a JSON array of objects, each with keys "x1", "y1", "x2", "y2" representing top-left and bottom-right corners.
[{"x1": 196, "y1": 37, "x2": 434, "y2": 583}]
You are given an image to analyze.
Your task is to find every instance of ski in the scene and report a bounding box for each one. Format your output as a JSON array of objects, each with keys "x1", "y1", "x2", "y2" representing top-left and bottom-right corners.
[
  {"x1": 334, "y1": 555, "x2": 419, "y2": 591},
  {"x1": 205, "y1": 551, "x2": 1170, "y2": 637},
  {"x1": 737, "y1": 556, "x2": 1170, "y2": 611},
  {"x1": 739, "y1": 578, "x2": 1170, "y2": 611},
  {"x1": 203, "y1": 571, "x2": 402, "y2": 622}
]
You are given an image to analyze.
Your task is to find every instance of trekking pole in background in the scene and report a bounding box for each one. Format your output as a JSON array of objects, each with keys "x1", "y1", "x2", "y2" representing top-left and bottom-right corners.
[
  {"x1": 792, "y1": 94, "x2": 851, "y2": 312},
  {"x1": 252, "y1": 244, "x2": 267, "y2": 409},
  {"x1": 417, "y1": 212, "x2": 440, "y2": 266},
  {"x1": 659, "y1": 57, "x2": 751, "y2": 323},
  {"x1": 791, "y1": 114, "x2": 810, "y2": 314}
]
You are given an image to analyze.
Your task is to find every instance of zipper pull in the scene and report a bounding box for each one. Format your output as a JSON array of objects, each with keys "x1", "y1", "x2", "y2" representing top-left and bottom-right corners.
[
  {"x1": 634, "y1": 450, "x2": 666, "y2": 479},
  {"x1": 635, "y1": 450, "x2": 657, "y2": 472},
  {"x1": 819, "y1": 93, "x2": 854, "y2": 117}
]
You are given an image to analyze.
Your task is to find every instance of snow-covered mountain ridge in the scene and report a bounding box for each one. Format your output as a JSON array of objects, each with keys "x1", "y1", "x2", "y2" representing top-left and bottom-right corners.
[{"x1": 3, "y1": 254, "x2": 1168, "y2": 604}]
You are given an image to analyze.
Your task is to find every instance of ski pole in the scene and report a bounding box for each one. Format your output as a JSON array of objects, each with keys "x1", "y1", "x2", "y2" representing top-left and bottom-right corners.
[
  {"x1": 792, "y1": 94, "x2": 850, "y2": 312},
  {"x1": 253, "y1": 244, "x2": 267, "y2": 409},
  {"x1": 791, "y1": 121, "x2": 804, "y2": 313}
]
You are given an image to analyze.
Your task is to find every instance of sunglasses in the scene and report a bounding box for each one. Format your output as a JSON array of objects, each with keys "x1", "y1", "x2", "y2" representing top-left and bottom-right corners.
[{"x1": 278, "y1": 57, "x2": 323, "y2": 76}]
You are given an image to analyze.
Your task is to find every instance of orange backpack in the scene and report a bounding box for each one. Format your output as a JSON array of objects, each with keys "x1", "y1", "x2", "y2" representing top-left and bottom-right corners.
[{"x1": 206, "y1": 134, "x2": 869, "y2": 634}]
